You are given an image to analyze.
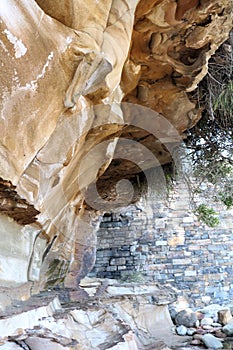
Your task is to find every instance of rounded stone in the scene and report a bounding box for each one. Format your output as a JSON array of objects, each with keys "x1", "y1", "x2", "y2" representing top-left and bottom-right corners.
[
  {"x1": 202, "y1": 325, "x2": 214, "y2": 331},
  {"x1": 176, "y1": 325, "x2": 187, "y2": 336},
  {"x1": 223, "y1": 323, "x2": 233, "y2": 336},
  {"x1": 215, "y1": 330, "x2": 227, "y2": 339},
  {"x1": 212, "y1": 323, "x2": 223, "y2": 327},
  {"x1": 186, "y1": 328, "x2": 196, "y2": 336},
  {"x1": 201, "y1": 317, "x2": 214, "y2": 326},
  {"x1": 175, "y1": 309, "x2": 198, "y2": 328},
  {"x1": 202, "y1": 334, "x2": 223, "y2": 349}
]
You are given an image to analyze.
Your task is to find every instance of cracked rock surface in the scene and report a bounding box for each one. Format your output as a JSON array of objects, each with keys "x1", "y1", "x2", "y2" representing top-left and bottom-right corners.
[{"x1": 0, "y1": 278, "x2": 183, "y2": 350}]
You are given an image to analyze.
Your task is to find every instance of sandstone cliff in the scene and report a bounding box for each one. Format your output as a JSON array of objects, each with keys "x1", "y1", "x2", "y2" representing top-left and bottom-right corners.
[{"x1": 0, "y1": 0, "x2": 232, "y2": 302}]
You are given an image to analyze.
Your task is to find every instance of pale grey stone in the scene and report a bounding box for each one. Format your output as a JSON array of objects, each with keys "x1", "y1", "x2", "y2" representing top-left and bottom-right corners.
[
  {"x1": 202, "y1": 334, "x2": 223, "y2": 349},
  {"x1": 186, "y1": 328, "x2": 196, "y2": 336},
  {"x1": 201, "y1": 317, "x2": 214, "y2": 326},
  {"x1": 223, "y1": 322, "x2": 233, "y2": 335},
  {"x1": 176, "y1": 325, "x2": 187, "y2": 336}
]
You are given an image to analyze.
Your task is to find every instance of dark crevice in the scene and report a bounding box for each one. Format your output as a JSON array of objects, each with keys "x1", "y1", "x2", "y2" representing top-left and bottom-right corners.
[
  {"x1": 42, "y1": 235, "x2": 58, "y2": 262},
  {"x1": 0, "y1": 177, "x2": 39, "y2": 225},
  {"x1": 196, "y1": 15, "x2": 212, "y2": 27},
  {"x1": 14, "y1": 340, "x2": 31, "y2": 350}
]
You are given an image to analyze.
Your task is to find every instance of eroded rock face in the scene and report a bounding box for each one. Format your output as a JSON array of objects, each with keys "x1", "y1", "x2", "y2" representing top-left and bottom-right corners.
[
  {"x1": 0, "y1": 278, "x2": 178, "y2": 350},
  {"x1": 0, "y1": 178, "x2": 39, "y2": 225},
  {"x1": 123, "y1": 0, "x2": 232, "y2": 130},
  {"x1": 0, "y1": 0, "x2": 232, "y2": 295}
]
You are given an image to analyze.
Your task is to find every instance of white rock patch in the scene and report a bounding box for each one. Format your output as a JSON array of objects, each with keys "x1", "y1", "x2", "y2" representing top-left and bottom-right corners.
[{"x1": 3, "y1": 29, "x2": 27, "y2": 58}]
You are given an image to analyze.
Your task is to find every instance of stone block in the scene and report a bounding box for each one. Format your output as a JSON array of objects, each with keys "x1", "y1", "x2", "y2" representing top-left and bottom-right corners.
[
  {"x1": 168, "y1": 235, "x2": 185, "y2": 246},
  {"x1": 167, "y1": 252, "x2": 184, "y2": 259},
  {"x1": 208, "y1": 244, "x2": 225, "y2": 251},
  {"x1": 172, "y1": 258, "x2": 192, "y2": 265},
  {"x1": 106, "y1": 266, "x2": 117, "y2": 272},
  {"x1": 117, "y1": 251, "x2": 130, "y2": 257},
  {"x1": 192, "y1": 239, "x2": 211, "y2": 245},
  {"x1": 184, "y1": 270, "x2": 197, "y2": 277},
  {"x1": 156, "y1": 240, "x2": 168, "y2": 246},
  {"x1": 183, "y1": 217, "x2": 194, "y2": 223},
  {"x1": 110, "y1": 258, "x2": 126, "y2": 266}
]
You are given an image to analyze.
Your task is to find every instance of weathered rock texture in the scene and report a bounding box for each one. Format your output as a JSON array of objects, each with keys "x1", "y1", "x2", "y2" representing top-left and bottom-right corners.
[
  {"x1": 0, "y1": 177, "x2": 39, "y2": 225},
  {"x1": 0, "y1": 278, "x2": 179, "y2": 350},
  {"x1": 0, "y1": 0, "x2": 232, "y2": 301}
]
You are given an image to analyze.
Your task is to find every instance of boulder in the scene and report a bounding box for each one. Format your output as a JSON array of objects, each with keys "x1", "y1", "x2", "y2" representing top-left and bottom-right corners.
[
  {"x1": 223, "y1": 323, "x2": 233, "y2": 336},
  {"x1": 201, "y1": 334, "x2": 223, "y2": 349},
  {"x1": 169, "y1": 307, "x2": 178, "y2": 322},
  {"x1": 176, "y1": 325, "x2": 187, "y2": 336},
  {"x1": 218, "y1": 309, "x2": 233, "y2": 325},
  {"x1": 201, "y1": 317, "x2": 214, "y2": 326},
  {"x1": 214, "y1": 330, "x2": 227, "y2": 339},
  {"x1": 175, "y1": 309, "x2": 197, "y2": 328},
  {"x1": 186, "y1": 328, "x2": 196, "y2": 336}
]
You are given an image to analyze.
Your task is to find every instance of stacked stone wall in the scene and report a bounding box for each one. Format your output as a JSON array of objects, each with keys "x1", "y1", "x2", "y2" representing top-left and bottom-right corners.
[{"x1": 90, "y1": 181, "x2": 233, "y2": 307}]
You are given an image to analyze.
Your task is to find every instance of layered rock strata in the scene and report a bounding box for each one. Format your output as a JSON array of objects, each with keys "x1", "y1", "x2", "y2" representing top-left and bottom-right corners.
[{"x1": 0, "y1": 278, "x2": 179, "y2": 350}]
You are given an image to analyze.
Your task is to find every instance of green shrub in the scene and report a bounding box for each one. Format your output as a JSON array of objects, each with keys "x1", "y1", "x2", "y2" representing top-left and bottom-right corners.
[
  {"x1": 185, "y1": 33, "x2": 233, "y2": 218},
  {"x1": 214, "y1": 80, "x2": 233, "y2": 115},
  {"x1": 195, "y1": 204, "x2": 219, "y2": 227},
  {"x1": 120, "y1": 271, "x2": 145, "y2": 283},
  {"x1": 218, "y1": 192, "x2": 233, "y2": 209}
]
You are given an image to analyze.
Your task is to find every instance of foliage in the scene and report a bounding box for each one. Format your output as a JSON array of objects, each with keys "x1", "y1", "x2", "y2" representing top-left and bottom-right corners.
[
  {"x1": 213, "y1": 80, "x2": 233, "y2": 114},
  {"x1": 165, "y1": 172, "x2": 174, "y2": 194},
  {"x1": 185, "y1": 32, "x2": 233, "y2": 214},
  {"x1": 218, "y1": 190, "x2": 233, "y2": 209},
  {"x1": 120, "y1": 271, "x2": 145, "y2": 283},
  {"x1": 45, "y1": 259, "x2": 69, "y2": 288},
  {"x1": 195, "y1": 204, "x2": 219, "y2": 228}
]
